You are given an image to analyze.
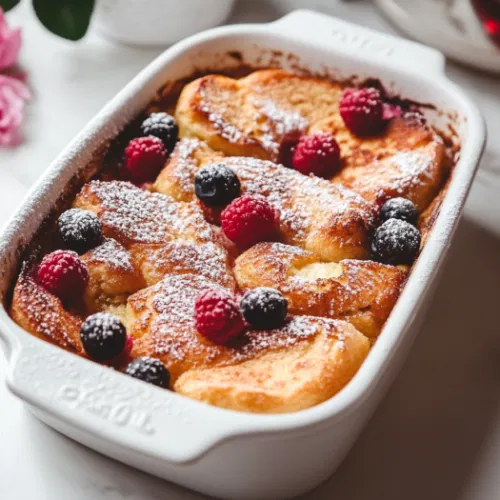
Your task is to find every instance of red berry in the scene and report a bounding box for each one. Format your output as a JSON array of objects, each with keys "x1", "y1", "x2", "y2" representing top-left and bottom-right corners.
[
  {"x1": 107, "y1": 335, "x2": 135, "y2": 368},
  {"x1": 123, "y1": 136, "x2": 166, "y2": 182},
  {"x1": 292, "y1": 134, "x2": 341, "y2": 178},
  {"x1": 340, "y1": 87, "x2": 384, "y2": 136},
  {"x1": 221, "y1": 195, "x2": 277, "y2": 248},
  {"x1": 37, "y1": 250, "x2": 89, "y2": 301},
  {"x1": 277, "y1": 133, "x2": 300, "y2": 168},
  {"x1": 194, "y1": 289, "x2": 245, "y2": 345},
  {"x1": 382, "y1": 102, "x2": 403, "y2": 120}
]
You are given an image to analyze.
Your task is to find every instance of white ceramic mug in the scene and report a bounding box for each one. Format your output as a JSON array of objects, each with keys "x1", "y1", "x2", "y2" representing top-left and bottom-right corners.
[{"x1": 93, "y1": 0, "x2": 236, "y2": 46}]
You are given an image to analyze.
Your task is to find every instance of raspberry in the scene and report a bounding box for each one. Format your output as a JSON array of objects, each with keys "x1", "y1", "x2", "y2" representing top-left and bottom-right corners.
[
  {"x1": 382, "y1": 102, "x2": 403, "y2": 120},
  {"x1": 277, "y1": 133, "x2": 300, "y2": 168},
  {"x1": 58, "y1": 208, "x2": 103, "y2": 254},
  {"x1": 340, "y1": 87, "x2": 384, "y2": 136},
  {"x1": 37, "y1": 250, "x2": 89, "y2": 301},
  {"x1": 80, "y1": 313, "x2": 127, "y2": 362},
  {"x1": 125, "y1": 357, "x2": 171, "y2": 388},
  {"x1": 221, "y1": 195, "x2": 277, "y2": 248},
  {"x1": 194, "y1": 289, "x2": 245, "y2": 345},
  {"x1": 107, "y1": 335, "x2": 135, "y2": 368},
  {"x1": 140, "y1": 112, "x2": 178, "y2": 152},
  {"x1": 123, "y1": 136, "x2": 166, "y2": 182},
  {"x1": 292, "y1": 134, "x2": 341, "y2": 178}
]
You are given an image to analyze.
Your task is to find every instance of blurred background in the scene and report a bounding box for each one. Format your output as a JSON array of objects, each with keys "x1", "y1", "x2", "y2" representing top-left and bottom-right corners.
[{"x1": 0, "y1": 1, "x2": 499, "y2": 499}]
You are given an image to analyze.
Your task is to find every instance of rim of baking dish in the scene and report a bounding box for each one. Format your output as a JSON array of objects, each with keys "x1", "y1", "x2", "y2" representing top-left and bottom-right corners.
[{"x1": 0, "y1": 11, "x2": 486, "y2": 463}]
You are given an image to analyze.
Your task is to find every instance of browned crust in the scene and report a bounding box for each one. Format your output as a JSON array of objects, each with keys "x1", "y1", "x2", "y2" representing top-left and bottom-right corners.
[
  {"x1": 10, "y1": 265, "x2": 84, "y2": 354},
  {"x1": 234, "y1": 242, "x2": 407, "y2": 337}
]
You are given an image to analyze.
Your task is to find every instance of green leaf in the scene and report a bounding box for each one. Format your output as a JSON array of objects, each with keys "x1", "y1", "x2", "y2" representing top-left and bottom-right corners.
[
  {"x1": 0, "y1": 0, "x2": 21, "y2": 11},
  {"x1": 33, "y1": 0, "x2": 95, "y2": 41}
]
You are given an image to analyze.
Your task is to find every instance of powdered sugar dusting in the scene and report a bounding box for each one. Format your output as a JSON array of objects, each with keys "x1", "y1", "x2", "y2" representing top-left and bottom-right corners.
[
  {"x1": 170, "y1": 137, "x2": 203, "y2": 196},
  {"x1": 131, "y1": 273, "x2": 347, "y2": 368},
  {"x1": 82, "y1": 180, "x2": 213, "y2": 244},
  {"x1": 224, "y1": 156, "x2": 375, "y2": 246},
  {"x1": 141, "y1": 241, "x2": 233, "y2": 288},
  {"x1": 85, "y1": 238, "x2": 135, "y2": 272},
  {"x1": 199, "y1": 86, "x2": 246, "y2": 144},
  {"x1": 13, "y1": 267, "x2": 82, "y2": 351},
  {"x1": 252, "y1": 99, "x2": 308, "y2": 156},
  {"x1": 391, "y1": 151, "x2": 435, "y2": 190}
]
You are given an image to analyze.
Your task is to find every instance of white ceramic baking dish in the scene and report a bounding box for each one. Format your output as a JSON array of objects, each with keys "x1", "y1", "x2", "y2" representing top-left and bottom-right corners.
[{"x1": 0, "y1": 10, "x2": 485, "y2": 500}]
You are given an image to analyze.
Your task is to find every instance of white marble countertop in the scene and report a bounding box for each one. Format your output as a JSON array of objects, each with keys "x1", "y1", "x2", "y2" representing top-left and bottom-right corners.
[{"x1": 1, "y1": 2, "x2": 500, "y2": 499}]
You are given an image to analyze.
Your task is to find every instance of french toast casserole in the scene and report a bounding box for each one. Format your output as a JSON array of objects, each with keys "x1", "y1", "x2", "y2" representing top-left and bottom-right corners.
[{"x1": 9, "y1": 68, "x2": 454, "y2": 414}]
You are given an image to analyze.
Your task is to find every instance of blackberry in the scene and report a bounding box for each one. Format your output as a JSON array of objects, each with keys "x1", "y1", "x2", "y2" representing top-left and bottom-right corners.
[
  {"x1": 140, "y1": 112, "x2": 178, "y2": 151},
  {"x1": 371, "y1": 218, "x2": 421, "y2": 265},
  {"x1": 58, "y1": 209, "x2": 103, "y2": 254},
  {"x1": 195, "y1": 163, "x2": 241, "y2": 207},
  {"x1": 80, "y1": 313, "x2": 127, "y2": 362},
  {"x1": 241, "y1": 287, "x2": 288, "y2": 330},
  {"x1": 379, "y1": 197, "x2": 418, "y2": 226},
  {"x1": 125, "y1": 357, "x2": 171, "y2": 389}
]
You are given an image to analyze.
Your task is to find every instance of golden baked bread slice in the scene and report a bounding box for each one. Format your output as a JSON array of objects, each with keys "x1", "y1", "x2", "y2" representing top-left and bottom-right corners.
[
  {"x1": 73, "y1": 180, "x2": 235, "y2": 289},
  {"x1": 234, "y1": 242, "x2": 406, "y2": 337},
  {"x1": 175, "y1": 318, "x2": 369, "y2": 413},
  {"x1": 155, "y1": 140, "x2": 376, "y2": 261},
  {"x1": 175, "y1": 69, "x2": 343, "y2": 161},
  {"x1": 312, "y1": 113, "x2": 448, "y2": 211},
  {"x1": 154, "y1": 138, "x2": 225, "y2": 202},
  {"x1": 127, "y1": 272, "x2": 369, "y2": 413},
  {"x1": 81, "y1": 238, "x2": 144, "y2": 314},
  {"x1": 128, "y1": 273, "x2": 243, "y2": 381},
  {"x1": 10, "y1": 265, "x2": 84, "y2": 354},
  {"x1": 175, "y1": 69, "x2": 447, "y2": 213}
]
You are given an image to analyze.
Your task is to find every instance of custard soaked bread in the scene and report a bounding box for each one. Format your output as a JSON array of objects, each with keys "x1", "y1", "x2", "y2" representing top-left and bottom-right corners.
[
  {"x1": 11, "y1": 265, "x2": 84, "y2": 354},
  {"x1": 176, "y1": 69, "x2": 447, "y2": 211},
  {"x1": 156, "y1": 149, "x2": 375, "y2": 261},
  {"x1": 73, "y1": 180, "x2": 235, "y2": 290},
  {"x1": 312, "y1": 113, "x2": 447, "y2": 211},
  {"x1": 129, "y1": 273, "x2": 369, "y2": 413},
  {"x1": 234, "y1": 242, "x2": 407, "y2": 338},
  {"x1": 9, "y1": 67, "x2": 453, "y2": 413},
  {"x1": 175, "y1": 69, "x2": 343, "y2": 161}
]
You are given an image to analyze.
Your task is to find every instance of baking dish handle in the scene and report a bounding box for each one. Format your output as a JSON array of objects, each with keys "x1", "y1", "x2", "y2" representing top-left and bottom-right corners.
[
  {"x1": 272, "y1": 9, "x2": 446, "y2": 75},
  {"x1": 1, "y1": 325, "x2": 255, "y2": 464}
]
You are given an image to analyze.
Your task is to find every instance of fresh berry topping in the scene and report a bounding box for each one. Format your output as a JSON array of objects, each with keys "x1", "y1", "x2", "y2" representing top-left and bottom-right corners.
[
  {"x1": 382, "y1": 102, "x2": 403, "y2": 120},
  {"x1": 379, "y1": 197, "x2": 418, "y2": 226},
  {"x1": 123, "y1": 135, "x2": 166, "y2": 183},
  {"x1": 277, "y1": 134, "x2": 299, "y2": 168},
  {"x1": 194, "y1": 289, "x2": 245, "y2": 345},
  {"x1": 123, "y1": 334, "x2": 134, "y2": 357},
  {"x1": 194, "y1": 163, "x2": 241, "y2": 207},
  {"x1": 241, "y1": 287, "x2": 288, "y2": 330},
  {"x1": 125, "y1": 357, "x2": 171, "y2": 389},
  {"x1": 107, "y1": 335, "x2": 135, "y2": 368},
  {"x1": 371, "y1": 218, "x2": 421, "y2": 265},
  {"x1": 221, "y1": 195, "x2": 277, "y2": 248},
  {"x1": 37, "y1": 250, "x2": 89, "y2": 300},
  {"x1": 292, "y1": 134, "x2": 341, "y2": 178},
  {"x1": 58, "y1": 208, "x2": 103, "y2": 254},
  {"x1": 140, "y1": 112, "x2": 178, "y2": 152},
  {"x1": 340, "y1": 87, "x2": 384, "y2": 136},
  {"x1": 80, "y1": 313, "x2": 127, "y2": 362}
]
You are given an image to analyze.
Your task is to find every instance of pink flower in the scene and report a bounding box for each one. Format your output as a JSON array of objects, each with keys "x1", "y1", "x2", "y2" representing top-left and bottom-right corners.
[
  {"x1": 0, "y1": 74, "x2": 30, "y2": 147},
  {"x1": 0, "y1": 8, "x2": 22, "y2": 71}
]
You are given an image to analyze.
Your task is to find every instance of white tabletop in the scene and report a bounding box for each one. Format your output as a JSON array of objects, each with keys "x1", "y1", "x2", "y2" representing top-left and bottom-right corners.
[{"x1": 1, "y1": 2, "x2": 500, "y2": 499}]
